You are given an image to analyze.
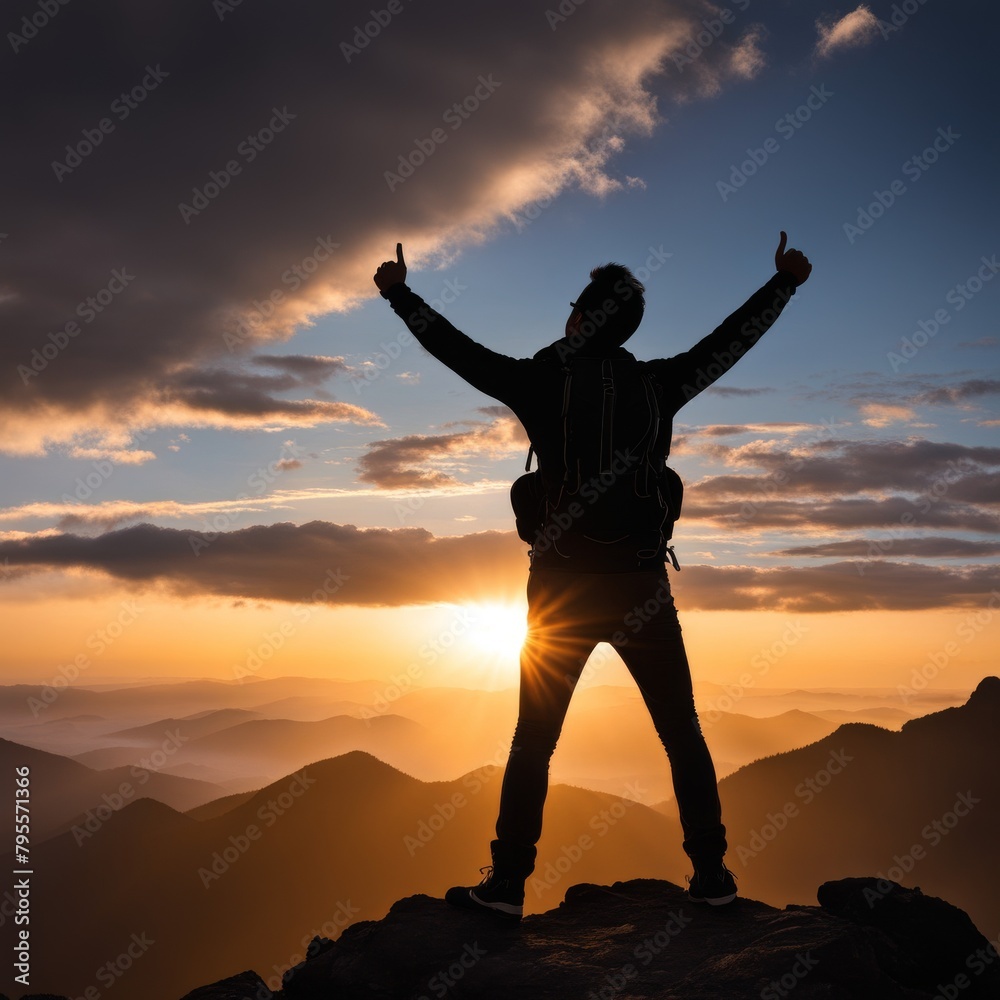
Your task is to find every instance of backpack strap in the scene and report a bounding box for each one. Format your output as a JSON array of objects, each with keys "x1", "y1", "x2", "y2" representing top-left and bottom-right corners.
[
  {"x1": 599, "y1": 359, "x2": 616, "y2": 476},
  {"x1": 559, "y1": 365, "x2": 574, "y2": 495}
]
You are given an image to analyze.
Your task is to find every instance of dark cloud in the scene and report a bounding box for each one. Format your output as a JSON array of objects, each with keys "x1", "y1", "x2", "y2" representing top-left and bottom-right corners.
[
  {"x1": 672, "y1": 561, "x2": 1000, "y2": 612},
  {"x1": 2, "y1": 524, "x2": 997, "y2": 612},
  {"x1": 685, "y1": 422, "x2": 816, "y2": 437},
  {"x1": 684, "y1": 495, "x2": 1000, "y2": 533},
  {"x1": 774, "y1": 538, "x2": 1000, "y2": 559},
  {"x1": 690, "y1": 438, "x2": 1000, "y2": 502},
  {"x1": 251, "y1": 354, "x2": 350, "y2": 387},
  {"x1": 161, "y1": 365, "x2": 379, "y2": 425},
  {"x1": 0, "y1": 521, "x2": 527, "y2": 607},
  {"x1": 704, "y1": 385, "x2": 774, "y2": 397},
  {"x1": 357, "y1": 412, "x2": 527, "y2": 488},
  {"x1": 914, "y1": 379, "x2": 1000, "y2": 405},
  {"x1": 2, "y1": 0, "x2": 759, "y2": 457}
]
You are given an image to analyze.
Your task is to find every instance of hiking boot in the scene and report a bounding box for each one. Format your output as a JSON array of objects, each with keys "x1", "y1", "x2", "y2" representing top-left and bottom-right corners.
[
  {"x1": 445, "y1": 839, "x2": 536, "y2": 922},
  {"x1": 687, "y1": 860, "x2": 738, "y2": 906}
]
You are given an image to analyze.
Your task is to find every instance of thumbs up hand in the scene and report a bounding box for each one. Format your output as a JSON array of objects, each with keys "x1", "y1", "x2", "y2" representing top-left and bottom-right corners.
[
  {"x1": 374, "y1": 242, "x2": 407, "y2": 292},
  {"x1": 774, "y1": 231, "x2": 812, "y2": 286}
]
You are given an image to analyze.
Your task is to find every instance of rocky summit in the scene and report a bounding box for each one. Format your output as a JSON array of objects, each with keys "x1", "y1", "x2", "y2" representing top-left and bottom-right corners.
[{"x1": 179, "y1": 877, "x2": 1000, "y2": 1000}]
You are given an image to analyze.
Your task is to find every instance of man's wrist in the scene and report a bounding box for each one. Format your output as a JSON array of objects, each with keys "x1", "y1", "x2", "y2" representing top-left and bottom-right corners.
[{"x1": 379, "y1": 281, "x2": 409, "y2": 302}]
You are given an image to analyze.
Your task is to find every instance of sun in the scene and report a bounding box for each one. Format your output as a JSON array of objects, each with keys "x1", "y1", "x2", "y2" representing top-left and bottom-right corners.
[{"x1": 462, "y1": 601, "x2": 528, "y2": 665}]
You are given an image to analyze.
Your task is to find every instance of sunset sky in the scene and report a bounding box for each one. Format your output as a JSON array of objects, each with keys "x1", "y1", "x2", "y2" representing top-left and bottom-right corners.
[{"x1": 1, "y1": 0, "x2": 997, "y2": 695}]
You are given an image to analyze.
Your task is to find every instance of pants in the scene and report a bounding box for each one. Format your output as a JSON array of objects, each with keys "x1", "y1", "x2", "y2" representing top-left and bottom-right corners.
[{"x1": 495, "y1": 566, "x2": 727, "y2": 862}]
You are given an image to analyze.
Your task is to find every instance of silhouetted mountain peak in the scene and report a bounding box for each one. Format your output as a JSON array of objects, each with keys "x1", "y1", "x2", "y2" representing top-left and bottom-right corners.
[
  {"x1": 969, "y1": 675, "x2": 1000, "y2": 708},
  {"x1": 901, "y1": 675, "x2": 1000, "y2": 737},
  {"x1": 183, "y1": 878, "x2": 1000, "y2": 1000}
]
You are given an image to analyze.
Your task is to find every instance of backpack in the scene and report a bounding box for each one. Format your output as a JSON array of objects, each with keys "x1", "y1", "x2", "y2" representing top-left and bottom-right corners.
[{"x1": 510, "y1": 357, "x2": 683, "y2": 569}]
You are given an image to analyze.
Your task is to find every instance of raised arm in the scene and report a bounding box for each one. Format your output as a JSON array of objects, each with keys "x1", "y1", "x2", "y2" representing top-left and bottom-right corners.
[
  {"x1": 650, "y1": 232, "x2": 812, "y2": 412},
  {"x1": 373, "y1": 242, "x2": 525, "y2": 401}
]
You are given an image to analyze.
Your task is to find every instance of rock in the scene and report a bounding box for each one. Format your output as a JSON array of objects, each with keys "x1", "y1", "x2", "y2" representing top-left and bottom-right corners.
[
  {"x1": 178, "y1": 969, "x2": 270, "y2": 999},
  {"x1": 273, "y1": 877, "x2": 1000, "y2": 1000},
  {"x1": 817, "y1": 877, "x2": 998, "y2": 996}
]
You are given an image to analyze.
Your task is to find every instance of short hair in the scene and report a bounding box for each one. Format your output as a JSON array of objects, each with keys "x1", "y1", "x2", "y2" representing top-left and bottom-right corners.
[{"x1": 572, "y1": 263, "x2": 646, "y2": 344}]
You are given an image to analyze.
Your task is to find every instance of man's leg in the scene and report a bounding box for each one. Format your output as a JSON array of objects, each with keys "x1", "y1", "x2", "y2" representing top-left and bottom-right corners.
[
  {"x1": 447, "y1": 569, "x2": 594, "y2": 918},
  {"x1": 610, "y1": 572, "x2": 727, "y2": 864},
  {"x1": 495, "y1": 568, "x2": 596, "y2": 847}
]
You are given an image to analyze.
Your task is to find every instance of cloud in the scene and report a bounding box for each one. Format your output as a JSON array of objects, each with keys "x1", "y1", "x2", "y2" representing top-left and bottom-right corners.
[
  {"x1": 685, "y1": 495, "x2": 1000, "y2": 534},
  {"x1": 704, "y1": 385, "x2": 774, "y2": 397},
  {"x1": 815, "y1": 5, "x2": 879, "y2": 58},
  {"x1": 1, "y1": 522, "x2": 996, "y2": 613},
  {"x1": 356, "y1": 410, "x2": 527, "y2": 488},
  {"x1": 251, "y1": 354, "x2": 351, "y2": 386},
  {"x1": 858, "y1": 402, "x2": 919, "y2": 427},
  {"x1": 680, "y1": 438, "x2": 1000, "y2": 535},
  {"x1": 728, "y1": 25, "x2": 768, "y2": 79},
  {"x1": 774, "y1": 538, "x2": 1000, "y2": 559},
  {"x1": 683, "y1": 421, "x2": 825, "y2": 438},
  {"x1": 913, "y1": 379, "x2": 1000, "y2": 406},
  {"x1": 691, "y1": 438, "x2": 1000, "y2": 500},
  {"x1": 0, "y1": 521, "x2": 527, "y2": 608},
  {"x1": 3, "y1": 0, "x2": 758, "y2": 459},
  {"x1": 673, "y1": 561, "x2": 1000, "y2": 612}
]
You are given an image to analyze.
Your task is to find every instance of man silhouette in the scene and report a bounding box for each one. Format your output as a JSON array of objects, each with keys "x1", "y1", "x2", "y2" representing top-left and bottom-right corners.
[{"x1": 374, "y1": 233, "x2": 811, "y2": 919}]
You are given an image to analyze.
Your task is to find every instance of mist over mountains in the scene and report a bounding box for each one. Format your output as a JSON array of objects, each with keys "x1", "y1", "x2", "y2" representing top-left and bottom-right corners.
[{"x1": 0, "y1": 675, "x2": 994, "y2": 999}]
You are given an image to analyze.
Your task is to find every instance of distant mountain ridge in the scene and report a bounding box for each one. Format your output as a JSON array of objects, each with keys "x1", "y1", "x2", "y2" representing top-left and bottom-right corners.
[{"x1": 1, "y1": 677, "x2": 995, "y2": 999}]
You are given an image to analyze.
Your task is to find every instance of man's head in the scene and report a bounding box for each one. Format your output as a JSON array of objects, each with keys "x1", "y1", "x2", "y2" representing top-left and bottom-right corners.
[{"x1": 565, "y1": 263, "x2": 645, "y2": 352}]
